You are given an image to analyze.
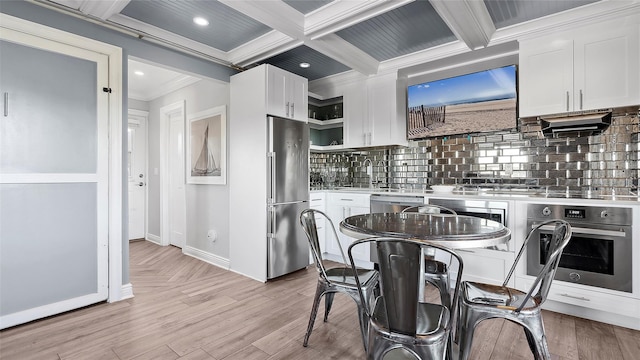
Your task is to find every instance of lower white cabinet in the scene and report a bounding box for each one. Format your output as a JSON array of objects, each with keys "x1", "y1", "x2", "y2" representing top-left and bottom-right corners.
[
  {"x1": 454, "y1": 248, "x2": 515, "y2": 287},
  {"x1": 309, "y1": 193, "x2": 326, "y2": 263},
  {"x1": 325, "y1": 192, "x2": 371, "y2": 264},
  {"x1": 516, "y1": 276, "x2": 640, "y2": 322}
]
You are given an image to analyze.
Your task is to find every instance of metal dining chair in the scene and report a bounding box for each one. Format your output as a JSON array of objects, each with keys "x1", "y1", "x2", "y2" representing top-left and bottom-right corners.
[
  {"x1": 457, "y1": 219, "x2": 572, "y2": 360},
  {"x1": 349, "y1": 237, "x2": 464, "y2": 360},
  {"x1": 299, "y1": 209, "x2": 379, "y2": 349},
  {"x1": 401, "y1": 205, "x2": 457, "y2": 308}
]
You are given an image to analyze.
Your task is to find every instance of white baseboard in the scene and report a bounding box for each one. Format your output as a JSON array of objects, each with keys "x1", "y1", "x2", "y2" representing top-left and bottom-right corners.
[
  {"x1": 146, "y1": 233, "x2": 161, "y2": 245},
  {"x1": 183, "y1": 246, "x2": 230, "y2": 270},
  {"x1": 120, "y1": 283, "x2": 134, "y2": 300}
]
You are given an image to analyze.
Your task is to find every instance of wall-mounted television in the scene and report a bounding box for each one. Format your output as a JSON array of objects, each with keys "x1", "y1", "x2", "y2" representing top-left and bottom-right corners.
[{"x1": 406, "y1": 65, "x2": 517, "y2": 140}]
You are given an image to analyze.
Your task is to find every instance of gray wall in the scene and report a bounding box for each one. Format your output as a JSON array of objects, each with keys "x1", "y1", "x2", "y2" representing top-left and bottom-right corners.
[
  {"x1": 148, "y1": 80, "x2": 231, "y2": 258},
  {"x1": 0, "y1": 1, "x2": 238, "y2": 284}
]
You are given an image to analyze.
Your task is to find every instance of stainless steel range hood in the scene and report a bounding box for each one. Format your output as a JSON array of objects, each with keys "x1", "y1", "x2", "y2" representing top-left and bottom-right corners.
[{"x1": 540, "y1": 110, "x2": 612, "y2": 136}]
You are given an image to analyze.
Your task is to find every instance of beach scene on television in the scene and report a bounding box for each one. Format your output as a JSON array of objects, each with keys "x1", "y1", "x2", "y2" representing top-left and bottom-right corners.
[{"x1": 407, "y1": 65, "x2": 517, "y2": 140}]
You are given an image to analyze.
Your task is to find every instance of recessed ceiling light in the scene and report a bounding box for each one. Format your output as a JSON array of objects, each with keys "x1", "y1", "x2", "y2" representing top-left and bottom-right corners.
[
  {"x1": 299, "y1": 62, "x2": 310, "y2": 68},
  {"x1": 134, "y1": 71, "x2": 144, "y2": 76},
  {"x1": 193, "y1": 17, "x2": 209, "y2": 26}
]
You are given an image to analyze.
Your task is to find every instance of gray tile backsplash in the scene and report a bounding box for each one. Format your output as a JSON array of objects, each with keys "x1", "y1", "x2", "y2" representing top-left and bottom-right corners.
[{"x1": 310, "y1": 110, "x2": 639, "y2": 195}]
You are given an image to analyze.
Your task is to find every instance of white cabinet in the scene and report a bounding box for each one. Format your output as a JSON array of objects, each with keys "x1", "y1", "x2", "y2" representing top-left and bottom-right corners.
[
  {"x1": 455, "y1": 248, "x2": 515, "y2": 287},
  {"x1": 325, "y1": 192, "x2": 371, "y2": 264},
  {"x1": 519, "y1": 17, "x2": 639, "y2": 117},
  {"x1": 343, "y1": 81, "x2": 367, "y2": 147},
  {"x1": 517, "y1": 276, "x2": 640, "y2": 324},
  {"x1": 309, "y1": 193, "x2": 326, "y2": 259},
  {"x1": 266, "y1": 65, "x2": 308, "y2": 122},
  {"x1": 343, "y1": 74, "x2": 407, "y2": 148}
]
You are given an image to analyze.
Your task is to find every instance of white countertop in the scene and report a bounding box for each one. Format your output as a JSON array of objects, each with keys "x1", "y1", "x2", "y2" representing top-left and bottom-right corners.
[{"x1": 310, "y1": 187, "x2": 640, "y2": 205}]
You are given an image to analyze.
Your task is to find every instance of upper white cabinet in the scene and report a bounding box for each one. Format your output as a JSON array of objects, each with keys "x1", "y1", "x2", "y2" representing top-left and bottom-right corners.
[
  {"x1": 343, "y1": 73, "x2": 408, "y2": 148},
  {"x1": 266, "y1": 65, "x2": 308, "y2": 122},
  {"x1": 519, "y1": 17, "x2": 639, "y2": 117}
]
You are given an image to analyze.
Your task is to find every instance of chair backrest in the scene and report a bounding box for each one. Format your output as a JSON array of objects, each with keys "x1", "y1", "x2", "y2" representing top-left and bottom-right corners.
[
  {"x1": 299, "y1": 209, "x2": 349, "y2": 280},
  {"x1": 401, "y1": 205, "x2": 457, "y2": 215},
  {"x1": 505, "y1": 219, "x2": 572, "y2": 312},
  {"x1": 348, "y1": 237, "x2": 464, "y2": 336}
]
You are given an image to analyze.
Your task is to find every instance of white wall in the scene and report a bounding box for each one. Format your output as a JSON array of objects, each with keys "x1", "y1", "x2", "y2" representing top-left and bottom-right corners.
[{"x1": 147, "y1": 79, "x2": 231, "y2": 259}]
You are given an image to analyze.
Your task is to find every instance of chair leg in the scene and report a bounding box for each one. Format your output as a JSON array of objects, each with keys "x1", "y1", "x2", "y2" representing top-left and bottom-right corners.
[
  {"x1": 523, "y1": 317, "x2": 552, "y2": 360},
  {"x1": 355, "y1": 303, "x2": 369, "y2": 351},
  {"x1": 324, "y1": 292, "x2": 335, "y2": 322},
  {"x1": 303, "y1": 282, "x2": 325, "y2": 347},
  {"x1": 457, "y1": 307, "x2": 476, "y2": 360}
]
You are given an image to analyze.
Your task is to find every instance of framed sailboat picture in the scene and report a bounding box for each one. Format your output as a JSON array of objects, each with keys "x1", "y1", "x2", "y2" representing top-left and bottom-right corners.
[{"x1": 186, "y1": 106, "x2": 226, "y2": 184}]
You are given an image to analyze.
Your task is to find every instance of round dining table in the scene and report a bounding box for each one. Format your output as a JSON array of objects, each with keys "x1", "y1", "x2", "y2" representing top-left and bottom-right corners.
[{"x1": 339, "y1": 212, "x2": 511, "y2": 249}]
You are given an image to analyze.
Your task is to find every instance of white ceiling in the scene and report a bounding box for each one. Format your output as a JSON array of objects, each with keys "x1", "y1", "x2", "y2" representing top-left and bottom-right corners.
[{"x1": 127, "y1": 59, "x2": 201, "y2": 101}]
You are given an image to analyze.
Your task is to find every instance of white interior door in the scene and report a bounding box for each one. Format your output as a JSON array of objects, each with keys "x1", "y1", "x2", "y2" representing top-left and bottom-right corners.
[
  {"x1": 0, "y1": 28, "x2": 109, "y2": 329},
  {"x1": 128, "y1": 112, "x2": 147, "y2": 240},
  {"x1": 169, "y1": 112, "x2": 186, "y2": 248}
]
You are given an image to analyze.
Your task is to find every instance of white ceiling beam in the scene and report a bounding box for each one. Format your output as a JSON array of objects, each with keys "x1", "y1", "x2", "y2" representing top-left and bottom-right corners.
[
  {"x1": 79, "y1": 0, "x2": 131, "y2": 20},
  {"x1": 305, "y1": 34, "x2": 379, "y2": 75},
  {"x1": 305, "y1": 0, "x2": 414, "y2": 40},
  {"x1": 228, "y1": 31, "x2": 301, "y2": 68},
  {"x1": 429, "y1": 0, "x2": 495, "y2": 50},
  {"x1": 222, "y1": 0, "x2": 380, "y2": 75},
  {"x1": 219, "y1": 0, "x2": 305, "y2": 40}
]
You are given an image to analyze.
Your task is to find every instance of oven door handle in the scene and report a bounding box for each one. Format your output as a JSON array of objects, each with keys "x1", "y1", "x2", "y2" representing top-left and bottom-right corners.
[{"x1": 536, "y1": 224, "x2": 626, "y2": 238}]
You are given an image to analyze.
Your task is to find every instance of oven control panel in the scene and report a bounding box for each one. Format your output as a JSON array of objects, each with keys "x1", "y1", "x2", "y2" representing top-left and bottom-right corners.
[{"x1": 529, "y1": 204, "x2": 631, "y2": 226}]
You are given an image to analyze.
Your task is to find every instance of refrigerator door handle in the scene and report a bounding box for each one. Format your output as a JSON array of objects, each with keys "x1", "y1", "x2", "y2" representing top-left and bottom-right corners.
[
  {"x1": 267, "y1": 206, "x2": 276, "y2": 237},
  {"x1": 268, "y1": 152, "x2": 276, "y2": 203}
]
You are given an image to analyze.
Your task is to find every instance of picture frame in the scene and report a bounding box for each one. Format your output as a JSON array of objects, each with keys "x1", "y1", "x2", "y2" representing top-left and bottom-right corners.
[{"x1": 186, "y1": 105, "x2": 226, "y2": 185}]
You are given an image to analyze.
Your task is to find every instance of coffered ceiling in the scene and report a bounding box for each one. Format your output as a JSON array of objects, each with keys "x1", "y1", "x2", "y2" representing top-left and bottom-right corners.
[{"x1": 41, "y1": 0, "x2": 635, "y2": 82}]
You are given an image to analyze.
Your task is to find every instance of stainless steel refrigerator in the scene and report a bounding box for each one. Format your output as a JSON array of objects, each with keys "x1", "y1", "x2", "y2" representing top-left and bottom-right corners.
[{"x1": 267, "y1": 116, "x2": 310, "y2": 279}]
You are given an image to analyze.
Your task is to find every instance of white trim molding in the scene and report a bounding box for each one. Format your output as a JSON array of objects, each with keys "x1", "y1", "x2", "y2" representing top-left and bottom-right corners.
[
  {"x1": 159, "y1": 100, "x2": 186, "y2": 247},
  {"x1": 145, "y1": 233, "x2": 161, "y2": 245},
  {"x1": 183, "y1": 246, "x2": 230, "y2": 271}
]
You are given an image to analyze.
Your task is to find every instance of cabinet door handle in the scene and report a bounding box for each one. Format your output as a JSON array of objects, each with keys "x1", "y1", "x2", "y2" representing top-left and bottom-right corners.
[
  {"x1": 3, "y1": 92, "x2": 7, "y2": 117},
  {"x1": 368, "y1": 132, "x2": 372, "y2": 145},
  {"x1": 286, "y1": 101, "x2": 290, "y2": 117},
  {"x1": 362, "y1": 133, "x2": 366, "y2": 145},
  {"x1": 558, "y1": 293, "x2": 590, "y2": 301},
  {"x1": 566, "y1": 91, "x2": 570, "y2": 111},
  {"x1": 291, "y1": 103, "x2": 295, "y2": 118},
  {"x1": 579, "y1": 89, "x2": 583, "y2": 110}
]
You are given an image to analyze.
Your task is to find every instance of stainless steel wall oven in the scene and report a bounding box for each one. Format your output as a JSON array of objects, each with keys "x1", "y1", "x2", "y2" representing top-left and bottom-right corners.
[{"x1": 526, "y1": 204, "x2": 632, "y2": 293}]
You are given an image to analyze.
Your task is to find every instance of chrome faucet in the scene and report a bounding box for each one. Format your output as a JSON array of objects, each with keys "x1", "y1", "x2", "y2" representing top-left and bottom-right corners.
[{"x1": 363, "y1": 158, "x2": 373, "y2": 188}]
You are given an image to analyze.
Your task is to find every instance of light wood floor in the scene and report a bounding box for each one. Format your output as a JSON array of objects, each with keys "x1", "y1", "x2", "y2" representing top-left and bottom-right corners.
[{"x1": 1, "y1": 240, "x2": 638, "y2": 359}]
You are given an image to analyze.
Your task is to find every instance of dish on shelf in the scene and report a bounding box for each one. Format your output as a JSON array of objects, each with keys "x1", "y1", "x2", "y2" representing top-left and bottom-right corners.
[{"x1": 431, "y1": 185, "x2": 456, "y2": 193}]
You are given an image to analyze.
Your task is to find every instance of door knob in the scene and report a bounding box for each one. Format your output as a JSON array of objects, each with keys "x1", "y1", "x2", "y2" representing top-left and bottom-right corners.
[{"x1": 138, "y1": 182, "x2": 144, "y2": 187}]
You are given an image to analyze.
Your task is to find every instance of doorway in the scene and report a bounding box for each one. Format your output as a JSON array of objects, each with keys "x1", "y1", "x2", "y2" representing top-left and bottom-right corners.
[
  {"x1": 160, "y1": 101, "x2": 187, "y2": 248},
  {"x1": 128, "y1": 110, "x2": 148, "y2": 240}
]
